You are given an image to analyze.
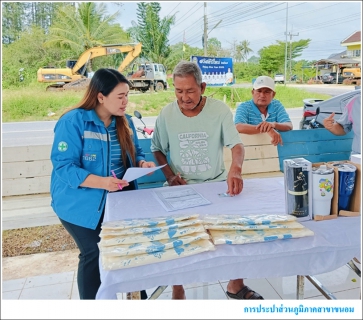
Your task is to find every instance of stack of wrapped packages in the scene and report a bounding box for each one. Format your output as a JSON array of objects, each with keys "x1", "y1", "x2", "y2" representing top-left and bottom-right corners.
[
  {"x1": 202, "y1": 214, "x2": 314, "y2": 245},
  {"x1": 99, "y1": 214, "x2": 215, "y2": 271}
]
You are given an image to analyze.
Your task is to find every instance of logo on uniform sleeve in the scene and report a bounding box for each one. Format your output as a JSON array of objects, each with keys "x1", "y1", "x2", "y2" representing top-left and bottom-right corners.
[{"x1": 58, "y1": 141, "x2": 68, "y2": 152}]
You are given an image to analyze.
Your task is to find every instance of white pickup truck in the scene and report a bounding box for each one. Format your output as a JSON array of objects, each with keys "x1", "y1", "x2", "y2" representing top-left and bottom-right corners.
[{"x1": 274, "y1": 73, "x2": 285, "y2": 84}]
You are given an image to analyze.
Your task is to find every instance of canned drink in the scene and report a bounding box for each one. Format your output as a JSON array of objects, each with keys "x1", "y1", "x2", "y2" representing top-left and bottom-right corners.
[
  {"x1": 286, "y1": 163, "x2": 309, "y2": 218},
  {"x1": 336, "y1": 164, "x2": 357, "y2": 213}
]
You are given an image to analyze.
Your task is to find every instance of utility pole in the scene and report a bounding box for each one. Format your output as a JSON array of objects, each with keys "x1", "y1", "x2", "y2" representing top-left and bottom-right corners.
[
  {"x1": 203, "y1": 2, "x2": 222, "y2": 57},
  {"x1": 285, "y1": 29, "x2": 299, "y2": 79},
  {"x1": 203, "y1": 2, "x2": 208, "y2": 56},
  {"x1": 284, "y1": 3, "x2": 288, "y2": 86}
]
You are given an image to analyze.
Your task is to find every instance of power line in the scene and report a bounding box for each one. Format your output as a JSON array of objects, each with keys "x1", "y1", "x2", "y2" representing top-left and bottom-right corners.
[
  {"x1": 168, "y1": 5, "x2": 204, "y2": 43},
  {"x1": 165, "y1": 2, "x2": 360, "y2": 61},
  {"x1": 170, "y1": 2, "x2": 282, "y2": 46},
  {"x1": 173, "y1": 2, "x2": 303, "y2": 47},
  {"x1": 165, "y1": 2, "x2": 181, "y2": 16},
  {"x1": 207, "y1": 2, "x2": 244, "y2": 19},
  {"x1": 168, "y1": 3, "x2": 204, "y2": 42},
  {"x1": 172, "y1": 3, "x2": 202, "y2": 27},
  {"x1": 247, "y1": 13, "x2": 361, "y2": 47},
  {"x1": 213, "y1": 2, "x2": 296, "y2": 29},
  {"x1": 208, "y1": 3, "x2": 282, "y2": 26}
]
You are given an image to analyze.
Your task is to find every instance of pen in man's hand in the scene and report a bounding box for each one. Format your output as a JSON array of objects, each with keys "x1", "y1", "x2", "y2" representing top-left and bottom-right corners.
[{"x1": 111, "y1": 170, "x2": 123, "y2": 190}]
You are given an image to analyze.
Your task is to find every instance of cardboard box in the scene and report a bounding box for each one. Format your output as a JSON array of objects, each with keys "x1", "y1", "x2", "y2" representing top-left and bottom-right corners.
[
  {"x1": 314, "y1": 161, "x2": 361, "y2": 221},
  {"x1": 350, "y1": 154, "x2": 361, "y2": 165}
]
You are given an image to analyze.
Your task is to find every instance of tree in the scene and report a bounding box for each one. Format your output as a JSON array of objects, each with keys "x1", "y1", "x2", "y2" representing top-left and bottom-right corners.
[
  {"x1": 239, "y1": 40, "x2": 253, "y2": 62},
  {"x1": 258, "y1": 39, "x2": 310, "y2": 75},
  {"x1": 44, "y1": 2, "x2": 129, "y2": 70},
  {"x1": 258, "y1": 44, "x2": 284, "y2": 76},
  {"x1": 29, "y1": 2, "x2": 69, "y2": 33},
  {"x1": 207, "y1": 37, "x2": 222, "y2": 57},
  {"x1": 248, "y1": 55, "x2": 260, "y2": 64},
  {"x1": 276, "y1": 39, "x2": 311, "y2": 61},
  {"x1": 293, "y1": 60, "x2": 316, "y2": 82},
  {"x1": 2, "y1": 26, "x2": 74, "y2": 88},
  {"x1": 233, "y1": 62, "x2": 263, "y2": 81},
  {"x1": 130, "y1": 2, "x2": 175, "y2": 63},
  {"x1": 164, "y1": 42, "x2": 204, "y2": 73},
  {"x1": 2, "y1": 2, "x2": 27, "y2": 44},
  {"x1": 2, "y1": 2, "x2": 70, "y2": 44}
]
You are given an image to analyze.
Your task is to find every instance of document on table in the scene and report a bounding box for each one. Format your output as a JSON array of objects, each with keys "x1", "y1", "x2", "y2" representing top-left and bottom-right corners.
[
  {"x1": 153, "y1": 186, "x2": 212, "y2": 212},
  {"x1": 123, "y1": 164, "x2": 166, "y2": 182}
]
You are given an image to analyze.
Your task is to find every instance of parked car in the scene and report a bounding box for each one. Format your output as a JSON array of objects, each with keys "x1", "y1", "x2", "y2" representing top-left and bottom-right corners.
[
  {"x1": 274, "y1": 73, "x2": 284, "y2": 83},
  {"x1": 299, "y1": 88, "x2": 361, "y2": 129},
  {"x1": 321, "y1": 72, "x2": 344, "y2": 84}
]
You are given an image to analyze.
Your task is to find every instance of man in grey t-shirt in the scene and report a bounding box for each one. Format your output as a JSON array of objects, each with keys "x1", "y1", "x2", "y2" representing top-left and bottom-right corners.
[{"x1": 151, "y1": 61, "x2": 264, "y2": 300}]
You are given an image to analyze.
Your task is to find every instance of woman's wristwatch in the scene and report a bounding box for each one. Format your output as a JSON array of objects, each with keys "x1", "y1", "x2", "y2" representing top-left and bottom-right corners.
[{"x1": 139, "y1": 160, "x2": 146, "y2": 167}]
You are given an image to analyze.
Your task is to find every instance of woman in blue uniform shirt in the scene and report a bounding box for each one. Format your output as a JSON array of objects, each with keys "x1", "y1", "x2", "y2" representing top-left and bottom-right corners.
[{"x1": 50, "y1": 68, "x2": 155, "y2": 299}]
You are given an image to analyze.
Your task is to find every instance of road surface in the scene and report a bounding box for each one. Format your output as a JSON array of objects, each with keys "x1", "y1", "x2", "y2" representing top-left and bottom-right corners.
[
  {"x1": 233, "y1": 82, "x2": 356, "y2": 97},
  {"x1": 2, "y1": 85, "x2": 355, "y2": 147}
]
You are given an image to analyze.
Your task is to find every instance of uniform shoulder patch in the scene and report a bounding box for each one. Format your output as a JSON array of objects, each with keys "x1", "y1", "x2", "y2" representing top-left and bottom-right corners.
[{"x1": 58, "y1": 141, "x2": 68, "y2": 152}]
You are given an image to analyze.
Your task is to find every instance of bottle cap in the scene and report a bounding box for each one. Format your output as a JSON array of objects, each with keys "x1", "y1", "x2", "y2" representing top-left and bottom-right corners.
[{"x1": 313, "y1": 165, "x2": 334, "y2": 175}]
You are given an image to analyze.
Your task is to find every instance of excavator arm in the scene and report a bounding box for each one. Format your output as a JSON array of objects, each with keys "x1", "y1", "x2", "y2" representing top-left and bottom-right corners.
[
  {"x1": 72, "y1": 42, "x2": 142, "y2": 74},
  {"x1": 37, "y1": 42, "x2": 143, "y2": 91},
  {"x1": 117, "y1": 43, "x2": 142, "y2": 73}
]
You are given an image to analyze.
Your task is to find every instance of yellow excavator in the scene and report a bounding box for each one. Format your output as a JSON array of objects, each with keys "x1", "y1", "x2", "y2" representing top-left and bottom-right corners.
[
  {"x1": 342, "y1": 67, "x2": 361, "y2": 86},
  {"x1": 37, "y1": 43, "x2": 142, "y2": 91}
]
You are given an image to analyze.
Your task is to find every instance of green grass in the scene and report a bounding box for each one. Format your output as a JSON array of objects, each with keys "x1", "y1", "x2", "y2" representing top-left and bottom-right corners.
[
  {"x1": 2, "y1": 86, "x2": 84, "y2": 122},
  {"x1": 2, "y1": 84, "x2": 332, "y2": 122}
]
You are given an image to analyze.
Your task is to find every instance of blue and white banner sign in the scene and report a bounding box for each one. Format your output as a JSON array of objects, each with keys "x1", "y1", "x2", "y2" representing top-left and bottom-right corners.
[{"x1": 190, "y1": 56, "x2": 234, "y2": 86}]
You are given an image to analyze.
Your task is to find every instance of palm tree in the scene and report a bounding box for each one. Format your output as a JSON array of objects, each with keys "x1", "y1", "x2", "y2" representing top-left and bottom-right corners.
[
  {"x1": 239, "y1": 40, "x2": 253, "y2": 62},
  {"x1": 45, "y1": 2, "x2": 129, "y2": 70},
  {"x1": 234, "y1": 45, "x2": 243, "y2": 63}
]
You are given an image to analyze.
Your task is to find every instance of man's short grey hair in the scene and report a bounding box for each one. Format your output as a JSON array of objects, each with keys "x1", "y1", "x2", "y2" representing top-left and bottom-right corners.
[{"x1": 173, "y1": 61, "x2": 202, "y2": 85}]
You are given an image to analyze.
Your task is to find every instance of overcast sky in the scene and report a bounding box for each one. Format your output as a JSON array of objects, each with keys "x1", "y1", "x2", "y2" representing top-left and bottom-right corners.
[{"x1": 107, "y1": 1, "x2": 361, "y2": 61}]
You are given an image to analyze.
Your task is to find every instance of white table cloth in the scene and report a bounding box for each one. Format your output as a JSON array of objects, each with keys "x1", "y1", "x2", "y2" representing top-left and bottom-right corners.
[{"x1": 96, "y1": 177, "x2": 361, "y2": 299}]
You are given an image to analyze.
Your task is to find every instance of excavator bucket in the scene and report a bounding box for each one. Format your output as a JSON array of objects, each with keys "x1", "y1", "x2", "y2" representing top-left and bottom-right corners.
[{"x1": 63, "y1": 78, "x2": 92, "y2": 91}]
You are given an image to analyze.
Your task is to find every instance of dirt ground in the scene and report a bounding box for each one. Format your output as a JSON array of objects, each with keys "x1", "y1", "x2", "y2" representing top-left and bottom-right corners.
[{"x1": 2, "y1": 224, "x2": 78, "y2": 258}]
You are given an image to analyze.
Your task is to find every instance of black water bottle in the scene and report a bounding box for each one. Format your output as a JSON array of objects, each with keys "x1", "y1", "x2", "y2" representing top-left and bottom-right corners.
[{"x1": 286, "y1": 164, "x2": 309, "y2": 218}]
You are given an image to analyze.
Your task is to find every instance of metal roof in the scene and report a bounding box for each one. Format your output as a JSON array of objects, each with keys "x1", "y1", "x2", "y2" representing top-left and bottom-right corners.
[{"x1": 313, "y1": 58, "x2": 360, "y2": 66}]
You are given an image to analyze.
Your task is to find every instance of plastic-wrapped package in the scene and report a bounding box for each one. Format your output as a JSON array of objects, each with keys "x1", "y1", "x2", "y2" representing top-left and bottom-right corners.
[
  {"x1": 202, "y1": 214, "x2": 297, "y2": 225},
  {"x1": 102, "y1": 214, "x2": 199, "y2": 230},
  {"x1": 283, "y1": 158, "x2": 312, "y2": 221},
  {"x1": 204, "y1": 221, "x2": 304, "y2": 231},
  {"x1": 100, "y1": 218, "x2": 201, "y2": 237},
  {"x1": 100, "y1": 224, "x2": 206, "y2": 246},
  {"x1": 99, "y1": 232, "x2": 210, "y2": 257},
  {"x1": 101, "y1": 239, "x2": 215, "y2": 270},
  {"x1": 209, "y1": 227, "x2": 314, "y2": 245}
]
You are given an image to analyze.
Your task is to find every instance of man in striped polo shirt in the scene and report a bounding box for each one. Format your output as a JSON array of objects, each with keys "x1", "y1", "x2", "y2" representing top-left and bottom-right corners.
[{"x1": 234, "y1": 76, "x2": 293, "y2": 146}]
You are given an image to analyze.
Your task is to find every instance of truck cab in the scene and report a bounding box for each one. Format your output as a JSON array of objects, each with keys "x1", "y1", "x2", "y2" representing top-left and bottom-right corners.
[
  {"x1": 127, "y1": 63, "x2": 168, "y2": 92},
  {"x1": 274, "y1": 73, "x2": 285, "y2": 84}
]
